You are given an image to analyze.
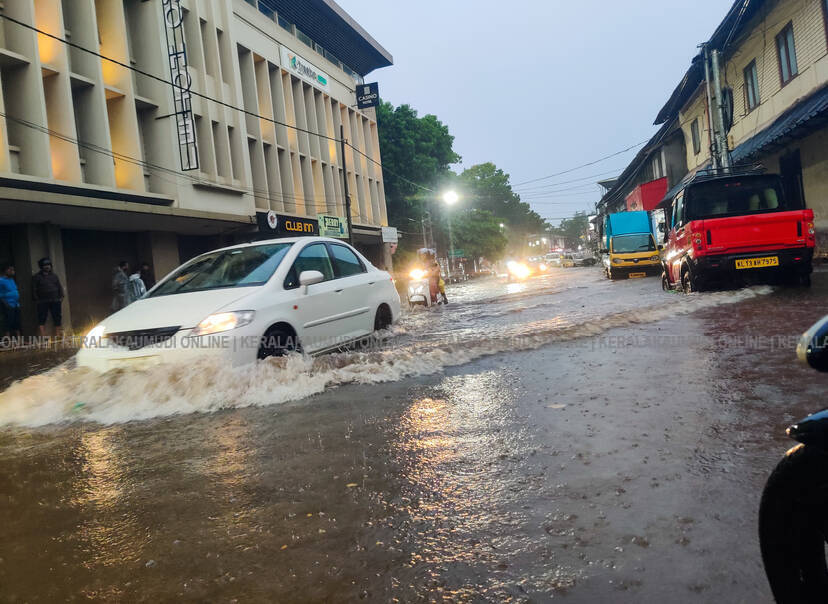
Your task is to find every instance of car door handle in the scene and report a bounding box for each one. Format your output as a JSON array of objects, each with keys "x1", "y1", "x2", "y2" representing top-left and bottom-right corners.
[
  {"x1": 368, "y1": 281, "x2": 376, "y2": 285},
  {"x1": 335, "y1": 288, "x2": 344, "y2": 293}
]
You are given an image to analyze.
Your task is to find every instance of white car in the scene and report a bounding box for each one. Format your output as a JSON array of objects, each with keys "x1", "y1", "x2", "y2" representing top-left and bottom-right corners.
[{"x1": 76, "y1": 237, "x2": 401, "y2": 372}]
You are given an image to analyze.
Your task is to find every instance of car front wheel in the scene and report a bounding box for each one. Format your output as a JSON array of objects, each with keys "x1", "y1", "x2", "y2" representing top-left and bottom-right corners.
[{"x1": 258, "y1": 326, "x2": 298, "y2": 359}]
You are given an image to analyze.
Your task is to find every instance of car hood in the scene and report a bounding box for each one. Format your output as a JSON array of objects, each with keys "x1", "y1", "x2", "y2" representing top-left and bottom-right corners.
[{"x1": 98, "y1": 288, "x2": 257, "y2": 333}]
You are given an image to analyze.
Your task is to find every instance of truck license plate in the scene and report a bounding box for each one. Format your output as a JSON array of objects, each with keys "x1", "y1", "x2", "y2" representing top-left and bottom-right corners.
[
  {"x1": 628, "y1": 272, "x2": 646, "y2": 278},
  {"x1": 735, "y1": 256, "x2": 779, "y2": 269}
]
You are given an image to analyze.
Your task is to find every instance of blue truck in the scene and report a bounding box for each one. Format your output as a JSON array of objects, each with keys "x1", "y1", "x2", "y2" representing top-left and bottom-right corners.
[{"x1": 601, "y1": 211, "x2": 661, "y2": 280}]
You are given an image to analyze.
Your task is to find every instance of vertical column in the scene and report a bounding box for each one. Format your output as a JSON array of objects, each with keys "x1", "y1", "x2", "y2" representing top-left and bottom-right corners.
[{"x1": 94, "y1": 0, "x2": 144, "y2": 190}]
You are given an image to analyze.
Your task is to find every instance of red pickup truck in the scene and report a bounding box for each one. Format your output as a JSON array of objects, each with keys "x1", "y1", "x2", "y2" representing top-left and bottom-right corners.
[{"x1": 661, "y1": 173, "x2": 815, "y2": 292}]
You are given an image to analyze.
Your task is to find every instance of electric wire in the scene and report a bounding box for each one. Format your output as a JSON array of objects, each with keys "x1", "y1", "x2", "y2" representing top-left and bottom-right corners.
[
  {"x1": 0, "y1": 111, "x2": 372, "y2": 220},
  {"x1": 0, "y1": 13, "x2": 435, "y2": 197},
  {"x1": 511, "y1": 140, "x2": 649, "y2": 187}
]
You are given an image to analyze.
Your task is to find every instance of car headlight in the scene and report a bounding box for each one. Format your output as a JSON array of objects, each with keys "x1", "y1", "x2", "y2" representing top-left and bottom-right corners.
[
  {"x1": 612, "y1": 258, "x2": 622, "y2": 264},
  {"x1": 83, "y1": 324, "x2": 106, "y2": 348},
  {"x1": 191, "y1": 311, "x2": 255, "y2": 336},
  {"x1": 650, "y1": 255, "x2": 660, "y2": 261}
]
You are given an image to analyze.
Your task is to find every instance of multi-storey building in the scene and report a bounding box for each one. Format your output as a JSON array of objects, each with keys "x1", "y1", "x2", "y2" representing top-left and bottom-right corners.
[
  {"x1": 0, "y1": 0, "x2": 393, "y2": 333},
  {"x1": 599, "y1": 0, "x2": 828, "y2": 256}
]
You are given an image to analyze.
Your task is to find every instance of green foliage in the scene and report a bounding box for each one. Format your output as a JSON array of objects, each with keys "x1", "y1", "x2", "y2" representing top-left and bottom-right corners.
[
  {"x1": 550, "y1": 212, "x2": 590, "y2": 248},
  {"x1": 451, "y1": 210, "x2": 508, "y2": 261},
  {"x1": 375, "y1": 101, "x2": 547, "y2": 263},
  {"x1": 375, "y1": 102, "x2": 460, "y2": 231}
]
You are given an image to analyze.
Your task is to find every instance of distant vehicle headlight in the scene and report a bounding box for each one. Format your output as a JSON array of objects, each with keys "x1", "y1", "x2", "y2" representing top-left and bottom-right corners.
[
  {"x1": 649, "y1": 255, "x2": 660, "y2": 261},
  {"x1": 191, "y1": 311, "x2": 255, "y2": 336},
  {"x1": 82, "y1": 324, "x2": 106, "y2": 348},
  {"x1": 612, "y1": 258, "x2": 622, "y2": 264},
  {"x1": 409, "y1": 268, "x2": 427, "y2": 280},
  {"x1": 507, "y1": 261, "x2": 531, "y2": 279},
  {"x1": 539, "y1": 263, "x2": 548, "y2": 271}
]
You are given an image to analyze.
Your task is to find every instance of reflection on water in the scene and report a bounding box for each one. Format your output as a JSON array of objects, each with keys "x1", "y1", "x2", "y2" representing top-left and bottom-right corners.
[
  {"x1": 72, "y1": 427, "x2": 145, "y2": 570},
  {"x1": 387, "y1": 371, "x2": 573, "y2": 598}
]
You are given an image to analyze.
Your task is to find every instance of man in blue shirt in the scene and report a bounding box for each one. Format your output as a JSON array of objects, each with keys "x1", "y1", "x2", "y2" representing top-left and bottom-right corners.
[{"x1": 0, "y1": 263, "x2": 21, "y2": 339}]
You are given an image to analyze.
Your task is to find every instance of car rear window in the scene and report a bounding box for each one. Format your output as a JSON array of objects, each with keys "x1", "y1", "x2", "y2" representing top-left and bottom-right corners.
[{"x1": 685, "y1": 177, "x2": 793, "y2": 221}]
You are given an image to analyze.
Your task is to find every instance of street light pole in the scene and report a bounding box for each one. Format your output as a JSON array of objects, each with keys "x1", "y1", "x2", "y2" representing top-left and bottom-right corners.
[{"x1": 442, "y1": 191, "x2": 458, "y2": 274}]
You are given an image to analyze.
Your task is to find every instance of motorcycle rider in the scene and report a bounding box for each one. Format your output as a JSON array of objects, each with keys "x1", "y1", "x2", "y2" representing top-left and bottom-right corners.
[{"x1": 430, "y1": 261, "x2": 448, "y2": 305}]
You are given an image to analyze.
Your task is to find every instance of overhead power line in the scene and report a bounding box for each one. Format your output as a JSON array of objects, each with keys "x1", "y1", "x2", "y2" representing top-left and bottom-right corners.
[
  {"x1": 0, "y1": 14, "x2": 435, "y2": 196},
  {"x1": 511, "y1": 140, "x2": 649, "y2": 187}
]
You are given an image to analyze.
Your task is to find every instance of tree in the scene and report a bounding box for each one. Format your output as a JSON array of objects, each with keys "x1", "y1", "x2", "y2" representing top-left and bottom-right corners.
[
  {"x1": 457, "y1": 163, "x2": 547, "y2": 255},
  {"x1": 450, "y1": 209, "x2": 508, "y2": 261},
  {"x1": 375, "y1": 102, "x2": 460, "y2": 237},
  {"x1": 551, "y1": 212, "x2": 590, "y2": 248}
]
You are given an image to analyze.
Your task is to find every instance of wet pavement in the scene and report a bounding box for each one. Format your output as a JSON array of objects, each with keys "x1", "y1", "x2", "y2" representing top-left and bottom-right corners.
[{"x1": 0, "y1": 267, "x2": 826, "y2": 601}]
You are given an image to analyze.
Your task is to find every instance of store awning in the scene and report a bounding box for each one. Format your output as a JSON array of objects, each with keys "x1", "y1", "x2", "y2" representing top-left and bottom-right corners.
[{"x1": 731, "y1": 83, "x2": 828, "y2": 163}]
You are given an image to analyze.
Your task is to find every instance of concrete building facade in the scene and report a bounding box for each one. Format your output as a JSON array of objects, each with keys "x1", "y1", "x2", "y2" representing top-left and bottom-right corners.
[
  {"x1": 599, "y1": 0, "x2": 828, "y2": 256},
  {"x1": 0, "y1": 0, "x2": 393, "y2": 334}
]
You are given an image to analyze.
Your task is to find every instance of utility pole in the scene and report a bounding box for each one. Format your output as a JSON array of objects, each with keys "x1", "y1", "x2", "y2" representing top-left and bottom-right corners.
[
  {"x1": 711, "y1": 49, "x2": 731, "y2": 171},
  {"x1": 702, "y1": 45, "x2": 732, "y2": 172},
  {"x1": 702, "y1": 44, "x2": 720, "y2": 171},
  {"x1": 339, "y1": 124, "x2": 353, "y2": 244}
]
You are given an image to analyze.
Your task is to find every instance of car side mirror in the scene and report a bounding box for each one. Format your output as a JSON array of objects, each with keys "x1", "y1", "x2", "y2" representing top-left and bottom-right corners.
[
  {"x1": 798, "y1": 315, "x2": 828, "y2": 372},
  {"x1": 658, "y1": 245, "x2": 664, "y2": 251},
  {"x1": 299, "y1": 270, "x2": 324, "y2": 294},
  {"x1": 600, "y1": 248, "x2": 609, "y2": 254},
  {"x1": 658, "y1": 222, "x2": 666, "y2": 233}
]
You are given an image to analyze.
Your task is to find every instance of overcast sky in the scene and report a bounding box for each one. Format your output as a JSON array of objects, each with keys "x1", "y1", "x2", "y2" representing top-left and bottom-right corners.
[{"x1": 337, "y1": 0, "x2": 729, "y2": 224}]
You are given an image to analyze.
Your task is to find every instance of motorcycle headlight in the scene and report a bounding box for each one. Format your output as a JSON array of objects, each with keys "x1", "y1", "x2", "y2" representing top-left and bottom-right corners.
[
  {"x1": 191, "y1": 311, "x2": 255, "y2": 336},
  {"x1": 83, "y1": 324, "x2": 106, "y2": 348}
]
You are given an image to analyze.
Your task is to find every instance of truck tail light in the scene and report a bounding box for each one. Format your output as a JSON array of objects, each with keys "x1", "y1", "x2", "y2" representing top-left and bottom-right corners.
[
  {"x1": 807, "y1": 221, "x2": 815, "y2": 235},
  {"x1": 693, "y1": 233, "x2": 702, "y2": 246}
]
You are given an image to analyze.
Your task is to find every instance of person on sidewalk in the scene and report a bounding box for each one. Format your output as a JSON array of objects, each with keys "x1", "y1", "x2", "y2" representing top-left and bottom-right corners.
[
  {"x1": 0, "y1": 263, "x2": 22, "y2": 340},
  {"x1": 139, "y1": 262, "x2": 156, "y2": 290},
  {"x1": 32, "y1": 257, "x2": 64, "y2": 339},
  {"x1": 128, "y1": 270, "x2": 147, "y2": 302},
  {"x1": 112, "y1": 261, "x2": 131, "y2": 311}
]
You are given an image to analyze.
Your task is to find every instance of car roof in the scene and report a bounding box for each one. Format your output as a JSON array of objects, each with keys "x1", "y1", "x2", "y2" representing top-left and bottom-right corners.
[{"x1": 208, "y1": 236, "x2": 351, "y2": 254}]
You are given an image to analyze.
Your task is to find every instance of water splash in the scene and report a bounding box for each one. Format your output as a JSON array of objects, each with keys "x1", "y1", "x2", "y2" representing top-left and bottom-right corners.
[{"x1": 0, "y1": 285, "x2": 772, "y2": 427}]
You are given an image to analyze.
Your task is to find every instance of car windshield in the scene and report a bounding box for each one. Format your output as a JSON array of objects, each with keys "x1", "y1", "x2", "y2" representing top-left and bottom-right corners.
[
  {"x1": 685, "y1": 177, "x2": 792, "y2": 220},
  {"x1": 149, "y1": 243, "x2": 293, "y2": 297},
  {"x1": 612, "y1": 234, "x2": 655, "y2": 253}
]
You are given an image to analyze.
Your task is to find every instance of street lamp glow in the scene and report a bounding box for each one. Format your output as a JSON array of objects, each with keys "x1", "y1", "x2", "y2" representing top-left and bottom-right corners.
[
  {"x1": 442, "y1": 191, "x2": 459, "y2": 205},
  {"x1": 499, "y1": 223, "x2": 505, "y2": 228}
]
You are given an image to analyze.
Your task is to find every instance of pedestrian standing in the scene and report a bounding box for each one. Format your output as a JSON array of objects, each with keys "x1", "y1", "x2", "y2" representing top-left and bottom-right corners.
[
  {"x1": 128, "y1": 270, "x2": 147, "y2": 302},
  {"x1": 112, "y1": 261, "x2": 130, "y2": 311},
  {"x1": 32, "y1": 257, "x2": 64, "y2": 339},
  {"x1": 0, "y1": 263, "x2": 22, "y2": 340},
  {"x1": 139, "y1": 262, "x2": 156, "y2": 290}
]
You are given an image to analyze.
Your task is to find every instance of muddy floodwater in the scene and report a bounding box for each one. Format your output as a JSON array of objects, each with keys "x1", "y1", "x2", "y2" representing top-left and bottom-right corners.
[{"x1": 1, "y1": 267, "x2": 826, "y2": 601}]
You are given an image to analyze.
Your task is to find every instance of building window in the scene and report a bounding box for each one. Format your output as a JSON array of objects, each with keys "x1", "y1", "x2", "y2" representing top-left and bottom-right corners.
[
  {"x1": 690, "y1": 118, "x2": 701, "y2": 155},
  {"x1": 296, "y1": 28, "x2": 313, "y2": 49},
  {"x1": 776, "y1": 22, "x2": 798, "y2": 86},
  {"x1": 277, "y1": 15, "x2": 293, "y2": 33},
  {"x1": 744, "y1": 60, "x2": 760, "y2": 111}
]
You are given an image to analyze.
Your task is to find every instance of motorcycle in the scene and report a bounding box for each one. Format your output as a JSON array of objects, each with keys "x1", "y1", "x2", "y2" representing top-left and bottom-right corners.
[
  {"x1": 406, "y1": 268, "x2": 433, "y2": 308},
  {"x1": 759, "y1": 313, "x2": 828, "y2": 603}
]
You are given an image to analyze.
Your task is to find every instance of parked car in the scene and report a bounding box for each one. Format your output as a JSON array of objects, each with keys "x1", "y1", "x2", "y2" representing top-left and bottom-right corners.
[
  {"x1": 560, "y1": 253, "x2": 576, "y2": 268},
  {"x1": 76, "y1": 237, "x2": 401, "y2": 371},
  {"x1": 572, "y1": 252, "x2": 597, "y2": 266},
  {"x1": 660, "y1": 172, "x2": 815, "y2": 292},
  {"x1": 545, "y1": 252, "x2": 563, "y2": 267}
]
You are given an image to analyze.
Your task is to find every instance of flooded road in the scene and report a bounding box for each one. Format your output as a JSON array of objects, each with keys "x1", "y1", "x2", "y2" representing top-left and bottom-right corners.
[{"x1": 0, "y1": 267, "x2": 826, "y2": 601}]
